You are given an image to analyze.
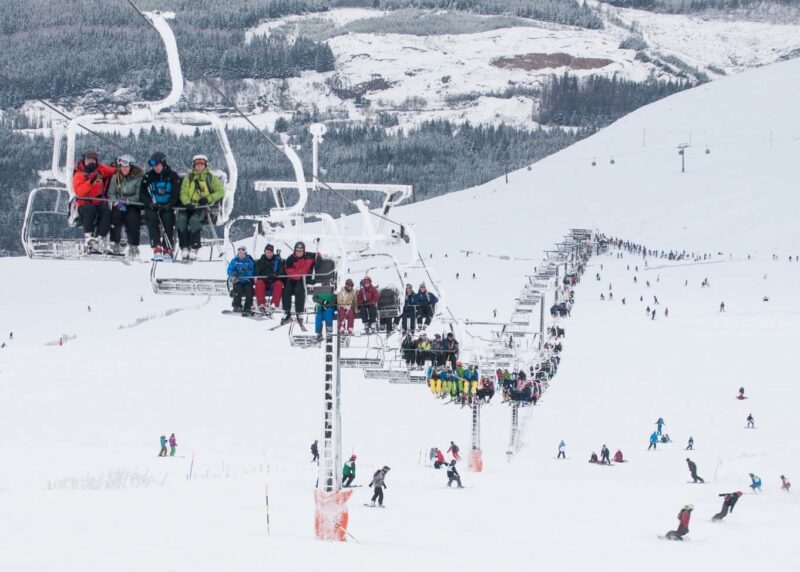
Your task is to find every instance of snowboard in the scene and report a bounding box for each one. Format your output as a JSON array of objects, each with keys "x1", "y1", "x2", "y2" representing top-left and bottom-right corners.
[
  {"x1": 657, "y1": 535, "x2": 688, "y2": 541},
  {"x1": 363, "y1": 503, "x2": 385, "y2": 508}
]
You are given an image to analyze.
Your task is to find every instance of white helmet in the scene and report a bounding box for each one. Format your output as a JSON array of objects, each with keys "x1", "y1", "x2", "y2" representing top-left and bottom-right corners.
[{"x1": 192, "y1": 154, "x2": 209, "y2": 163}]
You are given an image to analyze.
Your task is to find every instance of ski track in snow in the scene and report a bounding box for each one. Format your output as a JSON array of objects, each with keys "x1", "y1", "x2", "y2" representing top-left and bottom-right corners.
[{"x1": 1, "y1": 59, "x2": 800, "y2": 570}]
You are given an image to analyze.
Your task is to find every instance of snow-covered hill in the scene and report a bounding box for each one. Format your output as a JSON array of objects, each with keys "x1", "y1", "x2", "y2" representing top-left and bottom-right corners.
[{"x1": 1, "y1": 57, "x2": 799, "y2": 570}]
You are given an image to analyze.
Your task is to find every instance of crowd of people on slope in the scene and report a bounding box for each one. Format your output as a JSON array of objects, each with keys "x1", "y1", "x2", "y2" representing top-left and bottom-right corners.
[{"x1": 73, "y1": 150, "x2": 225, "y2": 260}]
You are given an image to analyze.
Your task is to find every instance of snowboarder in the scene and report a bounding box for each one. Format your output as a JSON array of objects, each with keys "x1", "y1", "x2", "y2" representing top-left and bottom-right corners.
[
  {"x1": 589, "y1": 452, "x2": 599, "y2": 463},
  {"x1": 342, "y1": 455, "x2": 356, "y2": 487},
  {"x1": 158, "y1": 435, "x2": 168, "y2": 457},
  {"x1": 686, "y1": 436, "x2": 694, "y2": 451},
  {"x1": 447, "y1": 441, "x2": 461, "y2": 461},
  {"x1": 712, "y1": 491, "x2": 742, "y2": 521},
  {"x1": 311, "y1": 440, "x2": 319, "y2": 463},
  {"x1": 686, "y1": 458, "x2": 704, "y2": 483},
  {"x1": 168, "y1": 433, "x2": 177, "y2": 457},
  {"x1": 648, "y1": 431, "x2": 658, "y2": 451},
  {"x1": 780, "y1": 475, "x2": 791, "y2": 492},
  {"x1": 368, "y1": 466, "x2": 390, "y2": 507},
  {"x1": 737, "y1": 387, "x2": 746, "y2": 400},
  {"x1": 433, "y1": 448, "x2": 446, "y2": 469},
  {"x1": 664, "y1": 505, "x2": 693, "y2": 541},
  {"x1": 446, "y1": 460, "x2": 464, "y2": 488},
  {"x1": 557, "y1": 440, "x2": 566, "y2": 459},
  {"x1": 613, "y1": 449, "x2": 624, "y2": 463},
  {"x1": 746, "y1": 414, "x2": 755, "y2": 428},
  {"x1": 749, "y1": 473, "x2": 762, "y2": 492},
  {"x1": 600, "y1": 444, "x2": 611, "y2": 465},
  {"x1": 655, "y1": 417, "x2": 666, "y2": 436}
]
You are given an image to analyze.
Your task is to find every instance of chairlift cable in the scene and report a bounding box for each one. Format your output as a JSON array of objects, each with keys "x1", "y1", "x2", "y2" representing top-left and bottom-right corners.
[{"x1": 0, "y1": 74, "x2": 135, "y2": 156}]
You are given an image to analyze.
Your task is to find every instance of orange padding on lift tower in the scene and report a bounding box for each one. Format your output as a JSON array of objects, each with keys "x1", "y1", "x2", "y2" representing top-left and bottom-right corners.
[
  {"x1": 468, "y1": 449, "x2": 483, "y2": 472},
  {"x1": 314, "y1": 488, "x2": 354, "y2": 541}
]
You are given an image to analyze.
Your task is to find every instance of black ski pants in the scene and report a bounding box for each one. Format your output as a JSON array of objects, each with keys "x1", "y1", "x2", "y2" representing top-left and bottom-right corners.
[
  {"x1": 176, "y1": 208, "x2": 207, "y2": 249},
  {"x1": 371, "y1": 486, "x2": 384, "y2": 506},
  {"x1": 416, "y1": 305, "x2": 433, "y2": 327},
  {"x1": 232, "y1": 281, "x2": 254, "y2": 311},
  {"x1": 447, "y1": 474, "x2": 463, "y2": 487},
  {"x1": 78, "y1": 203, "x2": 111, "y2": 237},
  {"x1": 282, "y1": 279, "x2": 306, "y2": 317},
  {"x1": 691, "y1": 471, "x2": 704, "y2": 483},
  {"x1": 398, "y1": 307, "x2": 416, "y2": 333},
  {"x1": 712, "y1": 505, "x2": 729, "y2": 521},
  {"x1": 360, "y1": 304, "x2": 377, "y2": 325},
  {"x1": 110, "y1": 205, "x2": 141, "y2": 246},
  {"x1": 343, "y1": 474, "x2": 355, "y2": 487},
  {"x1": 145, "y1": 207, "x2": 175, "y2": 249}
]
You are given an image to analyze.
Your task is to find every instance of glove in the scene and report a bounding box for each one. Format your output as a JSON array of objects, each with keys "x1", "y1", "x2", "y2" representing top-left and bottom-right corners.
[{"x1": 198, "y1": 198, "x2": 209, "y2": 206}]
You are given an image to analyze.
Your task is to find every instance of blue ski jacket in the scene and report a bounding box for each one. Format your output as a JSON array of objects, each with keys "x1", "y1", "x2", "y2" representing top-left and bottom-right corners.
[{"x1": 227, "y1": 255, "x2": 255, "y2": 284}]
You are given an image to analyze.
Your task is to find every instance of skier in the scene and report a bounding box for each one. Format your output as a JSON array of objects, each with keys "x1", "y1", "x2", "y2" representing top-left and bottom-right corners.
[
  {"x1": 168, "y1": 433, "x2": 177, "y2": 457},
  {"x1": 686, "y1": 436, "x2": 694, "y2": 450},
  {"x1": 140, "y1": 151, "x2": 181, "y2": 257},
  {"x1": 720, "y1": 301, "x2": 726, "y2": 312},
  {"x1": 655, "y1": 417, "x2": 666, "y2": 436},
  {"x1": 281, "y1": 242, "x2": 320, "y2": 326},
  {"x1": 313, "y1": 286, "x2": 336, "y2": 342},
  {"x1": 433, "y1": 448, "x2": 446, "y2": 469},
  {"x1": 687, "y1": 458, "x2": 704, "y2": 483},
  {"x1": 651, "y1": 309, "x2": 656, "y2": 320},
  {"x1": 337, "y1": 279, "x2": 358, "y2": 334},
  {"x1": 176, "y1": 154, "x2": 225, "y2": 260},
  {"x1": 664, "y1": 505, "x2": 693, "y2": 541},
  {"x1": 226, "y1": 246, "x2": 255, "y2": 315},
  {"x1": 311, "y1": 440, "x2": 319, "y2": 463},
  {"x1": 107, "y1": 155, "x2": 143, "y2": 257},
  {"x1": 749, "y1": 473, "x2": 762, "y2": 492},
  {"x1": 414, "y1": 283, "x2": 438, "y2": 328},
  {"x1": 712, "y1": 491, "x2": 743, "y2": 521},
  {"x1": 254, "y1": 244, "x2": 284, "y2": 315},
  {"x1": 746, "y1": 414, "x2": 755, "y2": 428},
  {"x1": 158, "y1": 435, "x2": 168, "y2": 457},
  {"x1": 73, "y1": 150, "x2": 116, "y2": 252},
  {"x1": 600, "y1": 444, "x2": 611, "y2": 465},
  {"x1": 613, "y1": 449, "x2": 624, "y2": 463},
  {"x1": 557, "y1": 440, "x2": 566, "y2": 459},
  {"x1": 648, "y1": 431, "x2": 658, "y2": 451},
  {"x1": 446, "y1": 460, "x2": 464, "y2": 488},
  {"x1": 447, "y1": 441, "x2": 461, "y2": 461},
  {"x1": 342, "y1": 455, "x2": 356, "y2": 487},
  {"x1": 398, "y1": 284, "x2": 416, "y2": 334},
  {"x1": 368, "y1": 466, "x2": 390, "y2": 507},
  {"x1": 780, "y1": 475, "x2": 791, "y2": 492},
  {"x1": 357, "y1": 276, "x2": 380, "y2": 333}
]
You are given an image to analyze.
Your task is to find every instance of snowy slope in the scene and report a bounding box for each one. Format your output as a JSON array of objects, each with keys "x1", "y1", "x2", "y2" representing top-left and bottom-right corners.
[{"x1": 1, "y1": 59, "x2": 800, "y2": 570}]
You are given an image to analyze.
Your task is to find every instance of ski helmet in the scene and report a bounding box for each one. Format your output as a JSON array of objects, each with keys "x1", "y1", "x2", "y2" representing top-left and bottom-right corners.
[
  {"x1": 237, "y1": 245, "x2": 246, "y2": 252},
  {"x1": 264, "y1": 244, "x2": 274, "y2": 252},
  {"x1": 117, "y1": 154, "x2": 136, "y2": 166},
  {"x1": 83, "y1": 150, "x2": 98, "y2": 161},
  {"x1": 683, "y1": 504, "x2": 694, "y2": 511},
  {"x1": 192, "y1": 154, "x2": 208, "y2": 163},
  {"x1": 382, "y1": 466, "x2": 390, "y2": 471},
  {"x1": 294, "y1": 241, "x2": 306, "y2": 250},
  {"x1": 149, "y1": 151, "x2": 167, "y2": 167}
]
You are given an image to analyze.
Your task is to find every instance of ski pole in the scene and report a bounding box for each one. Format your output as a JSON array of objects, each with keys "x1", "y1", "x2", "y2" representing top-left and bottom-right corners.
[{"x1": 336, "y1": 523, "x2": 360, "y2": 544}]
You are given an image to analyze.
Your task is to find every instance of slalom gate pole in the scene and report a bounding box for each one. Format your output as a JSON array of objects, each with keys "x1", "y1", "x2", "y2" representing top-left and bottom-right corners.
[
  {"x1": 187, "y1": 451, "x2": 195, "y2": 480},
  {"x1": 336, "y1": 523, "x2": 360, "y2": 544},
  {"x1": 265, "y1": 484, "x2": 271, "y2": 537}
]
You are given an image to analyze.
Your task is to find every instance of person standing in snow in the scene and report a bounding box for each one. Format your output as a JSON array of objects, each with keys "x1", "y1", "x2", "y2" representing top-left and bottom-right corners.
[
  {"x1": 600, "y1": 444, "x2": 611, "y2": 465},
  {"x1": 342, "y1": 455, "x2": 356, "y2": 487},
  {"x1": 686, "y1": 436, "x2": 694, "y2": 451},
  {"x1": 655, "y1": 417, "x2": 666, "y2": 436},
  {"x1": 433, "y1": 448, "x2": 446, "y2": 469},
  {"x1": 648, "y1": 431, "x2": 658, "y2": 451},
  {"x1": 665, "y1": 505, "x2": 693, "y2": 540},
  {"x1": 687, "y1": 458, "x2": 704, "y2": 483},
  {"x1": 720, "y1": 301, "x2": 726, "y2": 312},
  {"x1": 780, "y1": 475, "x2": 791, "y2": 492},
  {"x1": 447, "y1": 441, "x2": 461, "y2": 461},
  {"x1": 613, "y1": 449, "x2": 624, "y2": 463},
  {"x1": 712, "y1": 491, "x2": 742, "y2": 521},
  {"x1": 557, "y1": 440, "x2": 566, "y2": 459},
  {"x1": 746, "y1": 414, "x2": 755, "y2": 428},
  {"x1": 446, "y1": 460, "x2": 464, "y2": 488},
  {"x1": 368, "y1": 466, "x2": 390, "y2": 507},
  {"x1": 749, "y1": 473, "x2": 762, "y2": 492},
  {"x1": 158, "y1": 435, "x2": 168, "y2": 457},
  {"x1": 168, "y1": 433, "x2": 177, "y2": 457},
  {"x1": 311, "y1": 440, "x2": 319, "y2": 463}
]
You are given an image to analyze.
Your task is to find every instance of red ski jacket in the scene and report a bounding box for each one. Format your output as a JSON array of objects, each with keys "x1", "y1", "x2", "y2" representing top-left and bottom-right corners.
[
  {"x1": 73, "y1": 161, "x2": 116, "y2": 207},
  {"x1": 678, "y1": 509, "x2": 691, "y2": 529},
  {"x1": 284, "y1": 252, "x2": 318, "y2": 281}
]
